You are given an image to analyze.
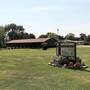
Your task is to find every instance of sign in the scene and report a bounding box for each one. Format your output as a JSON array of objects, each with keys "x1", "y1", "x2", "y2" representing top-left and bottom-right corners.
[{"x1": 61, "y1": 47, "x2": 74, "y2": 56}]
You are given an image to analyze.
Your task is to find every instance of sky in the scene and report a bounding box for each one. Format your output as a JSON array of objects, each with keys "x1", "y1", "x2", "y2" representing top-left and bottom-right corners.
[{"x1": 0, "y1": 0, "x2": 90, "y2": 37}]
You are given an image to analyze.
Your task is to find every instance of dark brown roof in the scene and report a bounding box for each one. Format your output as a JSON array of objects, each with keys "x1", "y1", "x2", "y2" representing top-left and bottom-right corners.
[{"x1": 6, "y1": 38, "x2": 51, "y2": 44}]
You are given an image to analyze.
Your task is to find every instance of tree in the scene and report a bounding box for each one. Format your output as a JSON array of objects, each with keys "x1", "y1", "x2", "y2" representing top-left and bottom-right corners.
[
  {"x1": 29, "y1": 33, "x2": 36, "y2": 39},
  {"x1": 58, "y1": 35, "x2": 64, "y2": 40},
  {"x1": 4, "y1": 23, "x2": 25, "y2": 40},
  {"x1": 8, "y1": 31, "x2": 18, "y2": 40},
  {"x1": 85, "y1": 35, "x2": 90, "y2": 42},
  {"x1": 23, "y1": 33, "x2": 29, "y2": 39},
  {"x1": 19, "y1": 33, "x2": 36, "y2": 39},
  {"x1": 46, "y1": 32, "x2": 58, "y2": 39},
  {"x1": 0, "y1": 26, "x2": 5, "y2": 47},
  {"x1": 5, "y1": 23, "x2": 17, "y2": 32},
  {"x1": 38, "y1": 34, "x2": 47, "y2": 38},
  {"x1": 65, "y1": 33, "x2": 75, "y2": 40},
  {"x1": 18, "y1": 32, "x2": 25, "y2": 39},
  {"x1": 17, "y1": 25, "x2": 25, "y2": 32},
  {"x1": 79, "y1": 33, "x2": 86, "y2": 41}
]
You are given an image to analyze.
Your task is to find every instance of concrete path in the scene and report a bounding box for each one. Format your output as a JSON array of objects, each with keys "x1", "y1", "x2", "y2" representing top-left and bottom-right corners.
[{"x1": 77, "y1": 45, "x2": 90, "y2": 47}]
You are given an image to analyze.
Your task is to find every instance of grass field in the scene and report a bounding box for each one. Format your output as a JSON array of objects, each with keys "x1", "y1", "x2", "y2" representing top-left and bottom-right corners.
[{"x1": 0, "y1": 47, "x2": 90, "y2": 90}]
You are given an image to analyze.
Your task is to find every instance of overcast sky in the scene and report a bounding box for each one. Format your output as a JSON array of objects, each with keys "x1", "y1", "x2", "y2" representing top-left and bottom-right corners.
[{"x1": 0, "y1": 0, "x2": 90, "y2": 37}]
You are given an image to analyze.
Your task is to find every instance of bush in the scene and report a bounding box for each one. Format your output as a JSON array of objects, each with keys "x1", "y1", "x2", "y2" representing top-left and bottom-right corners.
[
  {"x1": 42, "y1": 42, "x2": 48, "y2": 50},
  {"x1": 76, "y1": 56, "x2": 82, "y2": 63},
  {"x1": 83, "y1": 42, "x2": 89, "y2": 45},
  {"x1": 56, "y1": 56, "x2": 82, "y2": 66},
  {"x1": 57, "y1": 56, "x2": 69, "y2": 65}
]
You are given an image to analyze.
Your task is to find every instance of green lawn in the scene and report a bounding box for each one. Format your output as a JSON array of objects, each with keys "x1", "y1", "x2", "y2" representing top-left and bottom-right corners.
[{"x1": 0, "y1": 47, "x2": 90, "y2": 90}]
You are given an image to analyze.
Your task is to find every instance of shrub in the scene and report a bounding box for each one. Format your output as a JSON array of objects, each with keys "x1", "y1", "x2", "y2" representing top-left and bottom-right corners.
[
  {"x1": 83, "y1": 42, "x2": 89, "y2": 45},
  {"x1": 56, "y1": 56, "x2": 82, "y2": 66},
  {"x1": 42, "y1": 42, "x2": 47, "y2": 50},
  {"x1": 76, "y1": 56, "x2": 82, "y2": 63},
  {"x1": 57, "y1": 56, "x2": 69, "y2": 65}
]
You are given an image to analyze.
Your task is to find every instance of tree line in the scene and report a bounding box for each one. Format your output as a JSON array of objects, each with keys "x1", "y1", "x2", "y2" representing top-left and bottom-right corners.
[{"x1": 0, "y1": 23, "x2": 90, "y2": 47}]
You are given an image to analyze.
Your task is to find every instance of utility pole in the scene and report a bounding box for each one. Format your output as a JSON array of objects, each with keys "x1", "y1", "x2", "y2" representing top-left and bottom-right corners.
[{"x1": 57, "y1": 28, "x2": 59, "y2": 41}]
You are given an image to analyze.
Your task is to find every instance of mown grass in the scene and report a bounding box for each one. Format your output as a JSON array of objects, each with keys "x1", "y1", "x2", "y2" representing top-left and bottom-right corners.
[{"x1": 0, "y1": 47, "x2": 90, "y2": 90}]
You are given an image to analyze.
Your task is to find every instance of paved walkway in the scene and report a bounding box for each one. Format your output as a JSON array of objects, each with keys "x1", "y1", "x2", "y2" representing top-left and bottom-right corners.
[{"x1": 77, "y1": 45, "x2": 90, "y2": 47}]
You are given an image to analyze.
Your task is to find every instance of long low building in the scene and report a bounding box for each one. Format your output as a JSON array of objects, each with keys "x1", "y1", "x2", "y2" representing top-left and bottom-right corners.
[{"x1": 6, "y1": 38, "x2": 57, "y2": 48}]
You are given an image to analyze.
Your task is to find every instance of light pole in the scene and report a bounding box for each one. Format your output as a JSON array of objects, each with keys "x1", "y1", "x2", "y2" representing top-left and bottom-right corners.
[{"x1": 57, "y1": 28, "x2": 59, "y2": 41}]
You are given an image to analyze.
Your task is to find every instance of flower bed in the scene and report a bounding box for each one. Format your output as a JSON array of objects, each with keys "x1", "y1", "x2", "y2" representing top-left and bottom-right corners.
[{"x1": 48, "y1": 56, "x2": 88, "y2": 69}]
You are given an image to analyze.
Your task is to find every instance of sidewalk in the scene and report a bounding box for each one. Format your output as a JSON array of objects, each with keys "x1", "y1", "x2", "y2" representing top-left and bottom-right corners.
[{"x1": 77, "y1": 45, "x2": 90, "y2": 47}]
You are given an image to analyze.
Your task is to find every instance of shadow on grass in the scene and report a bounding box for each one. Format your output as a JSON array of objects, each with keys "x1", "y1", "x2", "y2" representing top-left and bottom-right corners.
[
  {"x1": 48, "y1": 64, "x2": 90, "y2": 72},
  {"x1": 79, "y1": 69, "x2": 90, "y2": 72},
  {"x1": 66, "y1": 67, "x2": 90, "y2": 72}
]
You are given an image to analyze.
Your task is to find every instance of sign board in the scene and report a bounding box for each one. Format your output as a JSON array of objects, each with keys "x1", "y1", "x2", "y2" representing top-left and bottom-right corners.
[
  {"x1": 61, "y1": 47, "x2": 74, "y2": 56},
  {"x1": 56, "y1": 40, "x2": 76, "y2": 60}
]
